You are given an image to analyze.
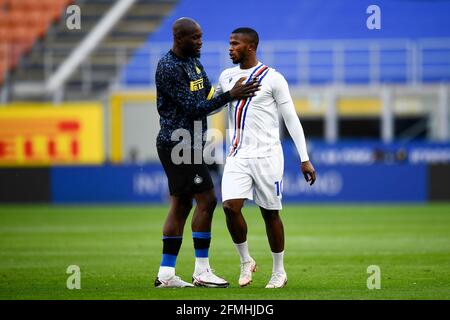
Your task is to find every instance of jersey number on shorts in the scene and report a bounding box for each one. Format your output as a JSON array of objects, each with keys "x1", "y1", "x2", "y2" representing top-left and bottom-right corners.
[{"x1": 275, "y1": 180, "x2": 283, "y2": 198}]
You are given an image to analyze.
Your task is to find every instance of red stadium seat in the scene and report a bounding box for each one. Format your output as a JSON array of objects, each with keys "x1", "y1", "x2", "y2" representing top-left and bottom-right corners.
[
  {"x1": 0, "y1": 13, "x2": 7, "y2": 29},
  {"x1": 0, "y1": 68, "x2": 5, "y2": 85},
  {"x1": 6, "y1": 0, "x2": 27, "y2": 11},
  {"x1": 24, "y1": 11, "x2": 52, "y2": 38},
  {"x1": 0, "y1": 47, "x2": 8, "y2": 80},
  {"x1": 0, "y1": 0, "x2": 73, "y2": 76}
]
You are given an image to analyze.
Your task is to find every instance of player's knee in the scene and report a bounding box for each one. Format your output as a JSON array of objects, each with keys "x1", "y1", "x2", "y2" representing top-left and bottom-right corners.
[
  {"x1": 223, "y1": 200, "x2": 241, "y2": 216},
  {"x1": 261, "y1": 209, "x2": 279, "y2": 221},
  {"x1": 198, "y1": 195, "x2": 217, "y2": 214}
]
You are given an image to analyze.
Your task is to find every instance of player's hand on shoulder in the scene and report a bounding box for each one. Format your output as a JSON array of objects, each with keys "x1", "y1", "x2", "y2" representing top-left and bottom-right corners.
[
  {"x1": 301, "y1": 161, "x2": 316, "y2": 186},
  {"x1": 229, "y1": 77, "x2": 261, "y2": 100}
]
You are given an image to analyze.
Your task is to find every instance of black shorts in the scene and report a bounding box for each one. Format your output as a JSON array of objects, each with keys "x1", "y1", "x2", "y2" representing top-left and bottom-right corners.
[{"x1": 157, "y1": 147, "x2": 214, "y2": 196}]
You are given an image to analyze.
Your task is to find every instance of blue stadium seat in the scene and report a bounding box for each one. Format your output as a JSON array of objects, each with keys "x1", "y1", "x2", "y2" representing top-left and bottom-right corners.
[{"x1": 121, "y1": 0, "x2": 450, "y2": 87}]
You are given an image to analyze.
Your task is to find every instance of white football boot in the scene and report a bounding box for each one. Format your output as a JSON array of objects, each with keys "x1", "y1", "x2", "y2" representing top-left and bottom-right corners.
[
  {"x1": 239, "y1": 258, "x2": 257, "y2": 287},
  {"x1": 192, "y1": 268, "x2": 229, "y2": 288},
  {"x1": 154, "y1": 275, "x2": 194, "y2": 288},
  {"x1": 265, "y1": 272, "x2": 287, "y2": 288}
]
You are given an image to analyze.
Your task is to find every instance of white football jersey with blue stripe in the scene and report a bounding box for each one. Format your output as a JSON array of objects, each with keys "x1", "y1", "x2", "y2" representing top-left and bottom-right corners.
[{"x1": 216, "y1": 62, "x2": 291, "y2": 158}]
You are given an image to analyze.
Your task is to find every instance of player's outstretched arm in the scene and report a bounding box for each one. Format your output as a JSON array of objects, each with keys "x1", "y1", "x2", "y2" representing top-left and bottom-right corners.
[
  {"x1": 156, "y1": 62, "x2": 232, "y2": 118},
  {"x1": 208, "y1": 76, "x2": 261, "y2": 116},
  {"x1": 229, "y1": 77, "x2": 261, "y2": 100},
  {"x1": 156, "y1": 64, "x2": 260, "y2": 119}
]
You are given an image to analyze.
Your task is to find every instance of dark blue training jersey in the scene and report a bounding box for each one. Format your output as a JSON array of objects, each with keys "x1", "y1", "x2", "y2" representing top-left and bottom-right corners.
[{"x1": 155, "y1": 50, "x2": 232, "y2": 151}]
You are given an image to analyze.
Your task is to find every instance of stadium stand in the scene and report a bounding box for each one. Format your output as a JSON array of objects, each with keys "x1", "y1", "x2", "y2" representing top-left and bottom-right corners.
[
  {"x1": 121, "y1": 0, "x2": 450, "y2": 86},
  {"x1": 0, "y1": 0, "x2": 449, "y2": 205},
  {"x1": 2, "y1": 0, "x2": 177, "y2": 100},
  {"x1": 0, "y1": 0, "x2": 73, "y2": 85}
]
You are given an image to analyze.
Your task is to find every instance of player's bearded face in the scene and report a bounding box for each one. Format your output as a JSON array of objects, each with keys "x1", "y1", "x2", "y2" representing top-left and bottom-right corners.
[
  {"x1": 182, "y1": 28, "x2": 202, "y2": 58},
  {"x1": 229, "y1": 34, "x2": 249, "y2": 64}
]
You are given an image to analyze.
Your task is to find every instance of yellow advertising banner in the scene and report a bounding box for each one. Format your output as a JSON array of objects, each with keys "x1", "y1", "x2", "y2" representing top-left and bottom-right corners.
[{"x1": 0, "y1": 103, "x2": 104, "y2": 166}]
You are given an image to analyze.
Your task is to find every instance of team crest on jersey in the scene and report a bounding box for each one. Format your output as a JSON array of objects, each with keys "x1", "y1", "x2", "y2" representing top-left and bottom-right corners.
[
  {"x1": 190, "y1": 78, "x2": 204, "y2": 91},
  {"x1": 195, "y1": 65, "x2": 201, "y2": 74},
  {"x1": 194, "y1": 174, "x2": 203, "y2": 185}
]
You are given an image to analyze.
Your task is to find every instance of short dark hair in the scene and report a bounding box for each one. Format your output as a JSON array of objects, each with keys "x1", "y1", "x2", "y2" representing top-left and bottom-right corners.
[{"x1": 231, "y1": 27, "x2": 259, "y2": 49}]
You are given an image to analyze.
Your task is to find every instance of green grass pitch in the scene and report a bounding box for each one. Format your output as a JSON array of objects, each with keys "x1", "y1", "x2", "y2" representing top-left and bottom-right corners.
[{"x1": 0, "y1": 204, "x2": 449, "y2": 300}]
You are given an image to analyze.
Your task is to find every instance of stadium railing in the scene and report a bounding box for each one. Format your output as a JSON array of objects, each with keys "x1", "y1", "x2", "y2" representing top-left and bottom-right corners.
[{"x1": 120, "y1": 38, "x2": 450, "y2": 87}]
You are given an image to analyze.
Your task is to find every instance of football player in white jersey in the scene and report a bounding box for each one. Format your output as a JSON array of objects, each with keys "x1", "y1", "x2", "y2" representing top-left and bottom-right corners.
[{"x1": 215, "y1": 28, "x2": 316, "y2": 288}]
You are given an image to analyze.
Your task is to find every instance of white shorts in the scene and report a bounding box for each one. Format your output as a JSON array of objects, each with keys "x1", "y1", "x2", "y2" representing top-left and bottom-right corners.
[{"x1": 221, "y1": 153, "x2": 284, "y2": 210}]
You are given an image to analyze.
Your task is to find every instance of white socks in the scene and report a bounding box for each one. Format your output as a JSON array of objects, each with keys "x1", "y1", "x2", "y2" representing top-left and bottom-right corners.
[
  {"x1": 194, "y1": 257, "x2": 211, "y2": 274},
  {"x1": 272, "y1": 251, "x2": 285, "y2": 274},
  {"x1": 159, "y1": 259, "x2": 212, "y2": 278},
  {"x1": 160, "y1": 249, "x2": 284, "y2": 279},
  {"x1": 158, "y1": 266, "x2": 175, "y2": 280},
  {"x1": 233, "y1": 241, "x2": 252, "y2": 263}
]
